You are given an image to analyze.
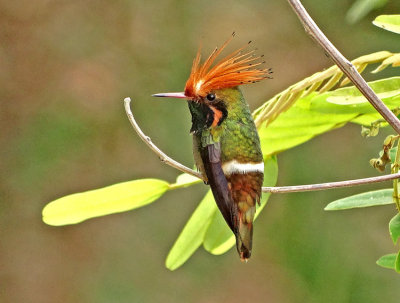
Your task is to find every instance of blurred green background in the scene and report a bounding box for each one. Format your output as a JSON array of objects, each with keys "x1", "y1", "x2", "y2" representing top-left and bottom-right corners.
[{"x1": 1, "y1": 0, "x2": 400, "y2": 302}]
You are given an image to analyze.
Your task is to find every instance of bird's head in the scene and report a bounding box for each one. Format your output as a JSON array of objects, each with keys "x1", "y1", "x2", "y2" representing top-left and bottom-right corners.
[{"x1": 153, "y1": 33, "x2": 271, "y2": 106}]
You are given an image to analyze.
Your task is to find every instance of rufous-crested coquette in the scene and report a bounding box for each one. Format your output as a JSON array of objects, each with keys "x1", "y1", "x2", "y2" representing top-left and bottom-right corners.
[{"x1": 153, "y1": 34, "x2": 271, "y2": 261}]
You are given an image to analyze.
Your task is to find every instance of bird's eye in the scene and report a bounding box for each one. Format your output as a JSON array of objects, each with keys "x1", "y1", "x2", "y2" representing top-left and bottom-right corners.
[{"x1": 206, "y1": 93, "x2": 216, "y2": 101}]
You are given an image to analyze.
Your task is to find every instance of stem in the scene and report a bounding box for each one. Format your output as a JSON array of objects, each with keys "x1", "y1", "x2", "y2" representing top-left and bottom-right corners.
[
  {"x1": 125, "y1": 97, "x2": 400, "y2": 194},
  {"x1": 287, "y1": 0, "x2": 400, "y2": 135},
  {"x1": 263, "y1": 173, "x2": 400, "y2": 193},
  {"x1": 124, "y1": 97, "x2": 205, "y2": 181},
  {"x1": 392, "y1": 144, "x2": 400, "y2": 211}
]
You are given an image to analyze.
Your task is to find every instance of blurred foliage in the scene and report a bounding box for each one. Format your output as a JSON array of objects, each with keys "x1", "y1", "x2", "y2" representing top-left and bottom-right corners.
[
  {"x1": 346, "y1": 0, "x2": 388, "y2": 24},
  {"x1": 2, "y1": 0, "x2": 400, "y2": 303}
]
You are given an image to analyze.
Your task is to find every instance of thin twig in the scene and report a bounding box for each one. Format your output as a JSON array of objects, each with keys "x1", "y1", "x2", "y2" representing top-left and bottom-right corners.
[
  {"x1": 392, "y1": 144, "x2": 400, "y2": 212},
  {"x1": 124, "y1": 97, "x2": 205, "y2": 181},
  {"x1": 287, "y1": 0, "x2": 400, "y2": 135},
  {"x1": 124, "y1": 97, "x2": 399, "y2": 194},
  {"x1": 263, "y1": 173, "x2": 400, "y2": 193}
]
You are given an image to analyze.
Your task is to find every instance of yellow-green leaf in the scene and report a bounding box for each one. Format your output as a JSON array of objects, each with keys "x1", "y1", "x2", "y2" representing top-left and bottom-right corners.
[
  {"x1": 376, "y1": 253, "x2": 397, "y2": 270},
  {"x1": 170, "y1": 173, "x2": 202, "y2": 189},
  {"x1": 259, "y1": 95, "x2": 356, "y2": 156},
  {"x1": 42, "y1": 179, "x2": 169, "y2": 226},
  {"x1": 325, "y1": 77, "x2": 400, "y2": 105},
  {"x1": 203, "y1": 156, "x2": 278, "y2": 255},
  {"x1": 351, "y1": 51, "x2": 392, "y2": 65},
  {"x1": 372, "y1": 53, "x2": 400, "y2": 73},
  {"x1": 165, "y1": 191, "x2": 217, "y2": 271},
  {"x1": 389, "y1": 214, "x2": 400, "y2": 245},
  {"x1": 350, "y1": 113, "x2": 384, "y2": 126},
  {"x1": 324, "y1": 189, "x2": 393, "y2": 211},
  {"x1": 373, "y1": 14, "x2": 400, "y2": 34},
  {"x1": 396, "y1": 251, "x2": 400, "y2": 273}
]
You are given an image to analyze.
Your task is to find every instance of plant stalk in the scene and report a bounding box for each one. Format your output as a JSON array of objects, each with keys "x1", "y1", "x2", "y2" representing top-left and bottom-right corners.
[
  {"x1": 125, "y1": 97, "x2": 400, "y2": 194},
  {"x1": 287, "y1": 0, "x2": 400, "y2": 134},
  {"x1": 392, "y1": 144, "x2": 400, "y2": 212}
]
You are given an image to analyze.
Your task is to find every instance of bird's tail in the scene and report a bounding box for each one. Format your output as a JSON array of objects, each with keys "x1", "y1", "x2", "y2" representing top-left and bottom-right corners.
[{"x1": 235, "y1": 206, "x2": 255, "y2": 261}]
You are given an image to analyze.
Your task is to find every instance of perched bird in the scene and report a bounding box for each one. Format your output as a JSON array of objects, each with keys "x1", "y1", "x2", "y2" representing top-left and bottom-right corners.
[{"x1": 153, "y1": 34, "x2": 271, "y2": 261}]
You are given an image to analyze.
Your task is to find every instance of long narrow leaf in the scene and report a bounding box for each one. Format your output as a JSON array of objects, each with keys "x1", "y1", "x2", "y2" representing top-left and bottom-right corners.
[
  {"x1": 259, "y1": 95, "x2": 357, "y2": 156},
  {"x1": 43, "y1": 179, "x2": 169, "y2": 226},
  {"x1": 325, "y1": 189, "x2": 393, "y2": 211},
  {"x1": 321, "y1": 77, "x2": 400, "y2": 106},
  {"x1": 389, "y1": 214, "x2": 400, "y2": 245},
  {"x1": 165, "y1": 191, "x2": 217, "y2": 270},
  {"x1": 373, "y1": 15, "x2": 400, "y2": 34}
]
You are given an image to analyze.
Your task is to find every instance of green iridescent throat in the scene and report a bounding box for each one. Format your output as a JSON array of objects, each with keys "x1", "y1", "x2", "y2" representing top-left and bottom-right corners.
[{"x1": 188, "y1": 87, "x2": 263, "y2": 164}]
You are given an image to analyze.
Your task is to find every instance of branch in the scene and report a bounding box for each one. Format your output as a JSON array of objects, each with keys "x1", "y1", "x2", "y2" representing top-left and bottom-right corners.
[
  {"x1": 263, "y1": 173, "x2": 400, "y2": 193},
  {"x1": 287, "y1": 0, "x2": 400, "y2": 135},
  {"x1": 124, "y1": 97, "x2": 205, "y2": 181},
  {"x1": 125, "y1": 97, "x2": 399, "y2": 194}
]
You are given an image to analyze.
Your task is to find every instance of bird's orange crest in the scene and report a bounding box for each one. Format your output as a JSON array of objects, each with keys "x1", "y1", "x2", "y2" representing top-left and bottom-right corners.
[{"x1": 184, "y1": 33, "x2": 271, "y2": 99}]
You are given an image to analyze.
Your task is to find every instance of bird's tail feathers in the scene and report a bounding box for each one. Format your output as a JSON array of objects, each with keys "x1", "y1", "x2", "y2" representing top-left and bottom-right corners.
[{"x1": 235, "y1": 206, "x2": 255, "y2": 261}]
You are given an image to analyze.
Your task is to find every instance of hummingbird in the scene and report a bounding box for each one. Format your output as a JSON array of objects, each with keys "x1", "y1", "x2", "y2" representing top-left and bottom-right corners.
[{"x1": 153, "y1": 34, "x2": 271, "y2": 261}]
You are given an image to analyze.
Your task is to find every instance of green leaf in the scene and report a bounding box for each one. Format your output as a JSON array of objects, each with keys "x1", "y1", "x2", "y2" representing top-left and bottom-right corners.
[
  {"x1": 258, "y1": 78, "x2": 400, "y2": 157},
  {"x1": 389, "y1": 147, "x2": 397, "y2": 163},
  {"x1": 259, "y1": 95, "x2": 357, "y2": 156},
  {"x1": 376, "y1": 253, "x2": 397, "y2": 269},
  {"x1": 165, "y1": 191, "x2": 217, "y2": 271},
  {"x1": 396, "y1": 251, "x2": 400, "y2": 273},
  {"x1": 202, "y1": 213, "x2": 235, "y2": 256},
  {"x1": 203, "y1": 156, "x2": 278, "y2": 255},
  {"x1": 350, "y1": 113, "x2": 385, "y2": 126},
  {"x1": 389, "y1": 214, "x2": 400, "y2": 244},
  {"x1": 346, "y1": 0, "x2": 388, "y2": 24},
  {"x1": 378, "y1": 251, "x2": 400, "y2": 273},
  {"x1": 372, "y1": 53, "x2": 400, "y2": 73},
  {"x1": 42, "y1": 179, "x2": 169, "y2": 226},
  {"x1": 373, "y1": 15, "x2": 400, "y2": 34},
  {"x1": 313, "y1": 77, "x2": 400, "y2": 107},
  {"x1": 175, "y1": 173, "x2": 200, "y2": 185},
  {"x1": 324, "y1": 189, "x2": 393, "y2": 211},
  {"x1": 169, "y1": 173, "x2": 202, "y2": 189},
  {"x1": 351, "y1": 51, "x2": 393, "y2": 65}
]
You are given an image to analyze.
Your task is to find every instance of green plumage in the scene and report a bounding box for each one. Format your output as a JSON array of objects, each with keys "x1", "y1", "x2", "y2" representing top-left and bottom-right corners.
[
  {"x1": 189, "y1": 87, "x2": 262, "y2": 166},
  {"x1": 188, "y1": 86, "x2": 264, "y2": 260},
  {"x1": 217, "y1": 88, "x2": 263, "y2": 163}
]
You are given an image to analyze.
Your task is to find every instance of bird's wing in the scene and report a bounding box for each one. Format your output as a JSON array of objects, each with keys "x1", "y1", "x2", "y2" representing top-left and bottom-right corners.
[{"x1": 200, "y1": 142, "x2": 238, "y2": 233}]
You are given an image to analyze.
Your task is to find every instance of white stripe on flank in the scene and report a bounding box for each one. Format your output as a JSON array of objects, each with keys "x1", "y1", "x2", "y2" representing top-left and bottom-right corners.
[{"x1": 222, "y1": 160, "x2": 264, "y2": 175}]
